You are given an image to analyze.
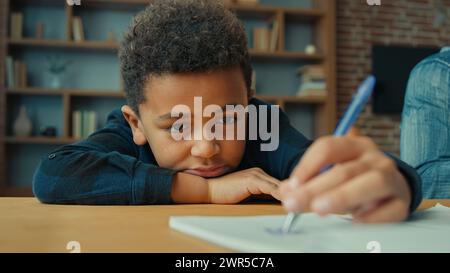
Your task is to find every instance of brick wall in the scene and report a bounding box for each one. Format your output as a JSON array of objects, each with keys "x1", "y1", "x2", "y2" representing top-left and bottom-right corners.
[{"x1": 336, "y1": 0, "x2": 450, "y2": 155}]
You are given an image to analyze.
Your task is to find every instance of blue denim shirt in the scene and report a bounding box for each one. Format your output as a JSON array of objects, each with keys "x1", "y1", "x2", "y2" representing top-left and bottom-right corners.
[
  {"x1": 401, "y1": 47, "x2": 450, "y2": 199},
  {"x1": 33, "y1": 98, "x2": 422, "y2": 212}
]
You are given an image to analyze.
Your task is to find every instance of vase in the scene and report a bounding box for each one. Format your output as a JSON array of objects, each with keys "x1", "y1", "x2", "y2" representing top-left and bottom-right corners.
[
  {"x1": 50, "y1": 73, "x2": 62, "y2": 89},
  {"x1": 13, "y1": 105, "x2": 33, "y2": 137}
]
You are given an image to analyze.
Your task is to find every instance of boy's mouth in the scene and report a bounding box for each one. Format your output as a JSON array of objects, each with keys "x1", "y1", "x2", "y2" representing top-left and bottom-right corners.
[{"x1": 183, "y1": 164, "x2": 230, "y2": 178}]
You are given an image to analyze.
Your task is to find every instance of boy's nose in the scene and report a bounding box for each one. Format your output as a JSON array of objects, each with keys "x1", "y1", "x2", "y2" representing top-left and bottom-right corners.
[{"x1": 191, "y1": 139, "x2": 220, "y2": 159}]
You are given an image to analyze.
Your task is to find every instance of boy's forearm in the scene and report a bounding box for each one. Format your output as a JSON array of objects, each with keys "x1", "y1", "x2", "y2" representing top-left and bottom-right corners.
[{"x1": 171, "y1": 172, "x2": 210, "y2": 204}]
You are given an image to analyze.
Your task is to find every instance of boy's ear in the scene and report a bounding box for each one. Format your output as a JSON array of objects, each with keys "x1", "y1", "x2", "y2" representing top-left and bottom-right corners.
[{"x1": 121, "y1": 105, "x2": 148, "y2": 146}]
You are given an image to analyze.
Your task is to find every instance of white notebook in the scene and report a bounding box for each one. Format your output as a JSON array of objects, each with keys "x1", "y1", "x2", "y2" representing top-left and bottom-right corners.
[{"x1": 169, "y1": 204, "x2": 450, "y2": 253}]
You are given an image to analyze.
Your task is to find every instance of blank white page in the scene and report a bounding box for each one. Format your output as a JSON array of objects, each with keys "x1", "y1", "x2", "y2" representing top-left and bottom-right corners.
[{"x1": 169, "y1": 205, "x2": 450, "y2": 253}]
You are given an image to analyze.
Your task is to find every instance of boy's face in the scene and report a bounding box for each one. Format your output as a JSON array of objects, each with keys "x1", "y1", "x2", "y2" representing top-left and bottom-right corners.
[{"x1": 122, "y1": 67, "x2": 249, "y2": 178}]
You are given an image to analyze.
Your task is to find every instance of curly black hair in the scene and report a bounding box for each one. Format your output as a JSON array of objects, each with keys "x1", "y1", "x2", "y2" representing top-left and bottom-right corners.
[{"x1": 119, "y1": 0, "x2": 253, "y2": 116}]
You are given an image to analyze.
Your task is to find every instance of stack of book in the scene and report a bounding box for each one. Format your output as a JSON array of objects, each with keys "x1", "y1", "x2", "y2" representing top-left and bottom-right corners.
[
  {"x1": 5, "y1": 56, "x2": 27, "y2": 88},
  {"x1": 253, "y1": 20, "x2": 279, "y2": 52},
  {"x1": 10, "y1": 12, "x2": 23, "y2": 39},
  {"x1": 72, "y1": 111, "x2": 98, "y2": 139},
  {"x1": 296, "y1": 65, "x2": 327, "y2": 97}
]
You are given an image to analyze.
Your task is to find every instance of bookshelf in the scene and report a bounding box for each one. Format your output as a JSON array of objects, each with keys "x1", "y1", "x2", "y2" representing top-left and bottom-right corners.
[{"x1": 0, "y1": 0, "x2": 336, "y2": 196}]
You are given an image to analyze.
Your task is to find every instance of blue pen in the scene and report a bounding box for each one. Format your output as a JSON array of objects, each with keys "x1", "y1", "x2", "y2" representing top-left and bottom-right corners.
[{"x1": 282, "y1": 75, "x2": 377, "y2": 234}]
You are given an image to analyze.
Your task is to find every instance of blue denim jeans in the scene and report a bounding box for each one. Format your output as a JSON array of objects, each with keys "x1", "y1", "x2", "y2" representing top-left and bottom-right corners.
[{"x1": 401, "y1": 47, "x2": 450, "y2": 199}]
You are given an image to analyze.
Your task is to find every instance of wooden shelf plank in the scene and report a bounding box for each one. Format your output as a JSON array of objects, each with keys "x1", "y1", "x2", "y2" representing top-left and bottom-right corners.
[
  {"x1": 13, "y1": 0, "x2": 65, "y2": 7},
  {"x1": 41, "y1": 0, "x2": 325, "y2": 19},
  {"x1": 6, "y1": 87, "x2": 324, "y2": 104},
  {"x1": 256, "y1": 95, "x2": 327, "y2": 104},
  {"x1": 7, "y1": 87, "x2": 324, "y2": 104},
  {"x1": 228, "y1": 4, "x2": 324, "y2": 20},
  {"x1": 5, "y1": 136, "x2": 77, "y2": 144},
  {"x1": 249, "y1": 49, "x2": 323, "y2": 60},
  {"x1": 68, "y1": 90, "x2": 125, "y2": 98},
  {"x1": 26, "y1": 0, "x2": 326, "y2": 18},
  {"x1": 8, "y1": 39, "x2": 323, "y2": 61},
  {"x1": 6, "y1": 87, "x2": 64, "y2": 96},
  {"x1": 7, "y1": 38, "x2": 118, "y2": 50},
  {"x1": 6, "y1": 87, "x2": 125, "y2": 97}
]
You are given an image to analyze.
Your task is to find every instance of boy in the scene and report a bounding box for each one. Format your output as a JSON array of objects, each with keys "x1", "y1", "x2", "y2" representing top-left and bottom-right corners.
[{"x1": 33, "y1": 0, "x2": 421, "y2": 223}]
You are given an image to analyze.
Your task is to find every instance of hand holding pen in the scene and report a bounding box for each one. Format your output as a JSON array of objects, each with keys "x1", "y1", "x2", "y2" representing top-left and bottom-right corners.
[{"x1": 279, "y1": 75, "x2": 412, "y2": 230}]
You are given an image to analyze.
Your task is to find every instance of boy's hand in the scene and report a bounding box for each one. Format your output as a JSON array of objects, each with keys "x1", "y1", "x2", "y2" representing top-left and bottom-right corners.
[
  {"x1": 207, "y1": 168, "x2": 281, "y2": 204},
  {"x1": 279, "y1": 136, "x2": 412, "y2": 223}
]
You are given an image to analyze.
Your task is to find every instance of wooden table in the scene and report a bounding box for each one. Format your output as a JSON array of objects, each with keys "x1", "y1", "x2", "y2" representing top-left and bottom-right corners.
[{"x1": 0, "y1": 198, "x2": 448, "y2": 253}]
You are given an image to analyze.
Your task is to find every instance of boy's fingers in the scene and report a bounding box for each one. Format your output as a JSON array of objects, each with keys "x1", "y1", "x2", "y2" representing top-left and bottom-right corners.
[
  {"x1": 263, "y1": 183, "x2": 282, "y2": 201},
  {"x1": 352, "y1": 201, "x2": 380, "y2": 217},
  {"x1": 309, "y1": 170, "x2": 394, "y2": 215},
  {"x1": 353, "y1": 198, "x2": 409, "y2": 223},
  {"x1": 249, "y1": 178, "x2": 278, "y2": 196},
  {"x1": 291, "y1": 136, "x2": 377, "y2": 183},
  {"x1": 281, "y1": 159, "x2": 371, "y2": 202},
  {"x1": 252, "y1": 169, "x2": 280, "y2": 187},
  {"x1": 270, "y1": 188, "x2": 282, "y2": 201}
]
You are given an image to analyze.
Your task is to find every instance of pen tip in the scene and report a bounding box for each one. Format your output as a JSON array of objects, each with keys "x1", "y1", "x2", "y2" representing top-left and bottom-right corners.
[{"x1": 282, "y1": 214, "x2": 294, "y2": 234}]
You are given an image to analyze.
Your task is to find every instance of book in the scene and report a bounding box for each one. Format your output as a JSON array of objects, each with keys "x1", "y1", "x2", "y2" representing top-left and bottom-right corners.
[
  {"x1": 253, "y1": 27, "x2": 270, "y2": 51},
  {"x1": 297, "y1": 86, "x2": 327, "y2": 97},
  {"x1": 72, "y1": 16, "x2": 85, "y2": 42},
  {"x1": 10, "y1": 12, "x2": 23, "y2": 39},
  {"x1": 300, "y1": 73, "x2": 326, "y2": 83},
  {"x1": 299, "y1": 80, "x2": 326, "y2": 89},
  {"x1": 297, "y1": 65, "x2": 327, "y2": 97},
  {"x1": 269, "y1": 20, "x2": 279, "y2": 52},
  {"x1": 297, "y1": 76, "x2": 326, "y2": 95},
  {"x1": 35, "y1": 22, "x2": 44, "y2": 39},
  {"x1": 297, "y1": 65, "x2": 325, "y2": 76},
  {"x1": 251, "y1": 70, "x2": 257, "y2": 93},
  {"x1": 11, "y1": 61, "x2": 27, "y2": 87},
  {"x1": 5, "y1": 56, "x2": 14, "y2": 88},
  {"x1": 72, "y1": 111, "x2": 82, "y2": 139},
  {"x1": 77, "y1": 111, "x2": 98, "y2": 138},
  {"x1": 88, "y1": 111, "x2": 97, "y2": 137},
  {"x1": 82, "y1": 111, "x2": 89, "y2": 138},
  {"x1": 14, "y1": 60, "x2": 21, "y2": 87},
  {"x1": 297, "y1": 78, "x2": 326, "y2": 94},
  {"x1": 20, "y1": 62, "x2": 27, "y2": 87}
]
